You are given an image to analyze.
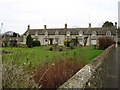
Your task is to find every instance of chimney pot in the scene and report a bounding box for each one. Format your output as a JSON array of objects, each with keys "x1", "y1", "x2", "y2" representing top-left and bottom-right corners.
[
  {"x1": 115, "y1": 22, "x2": 117, "y2": 28},
  {"x1": 65, "y1": 23, "x2": 67, "y2": 29},
  {"x1": 28, "y1": 25, "x2": 30, "y2": 30},
  {"x1": 89, "y1": 23, "x2": 91, "y2": 28},
  {"x1": 44, "y1": 25, "x2": 47, "y2": 29}
]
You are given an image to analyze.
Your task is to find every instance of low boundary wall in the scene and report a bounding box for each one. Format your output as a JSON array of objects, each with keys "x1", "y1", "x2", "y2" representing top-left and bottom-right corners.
[{"x1": 58, "y1": 45, "x2": 115, "y2": 89}]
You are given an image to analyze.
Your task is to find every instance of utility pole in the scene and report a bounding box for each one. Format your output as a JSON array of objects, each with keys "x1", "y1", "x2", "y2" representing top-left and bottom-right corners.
[
  {"x1": 115, "y1": 25, "x2": 118, "y2": 48},
  {"x1": 0, "y1": 23, "x2": 3, "y2": 34}
]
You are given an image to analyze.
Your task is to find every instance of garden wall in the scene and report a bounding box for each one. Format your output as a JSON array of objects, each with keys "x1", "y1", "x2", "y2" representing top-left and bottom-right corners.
[{"x1": 58, "y1": 45, "x2": 115, "y2": 89}]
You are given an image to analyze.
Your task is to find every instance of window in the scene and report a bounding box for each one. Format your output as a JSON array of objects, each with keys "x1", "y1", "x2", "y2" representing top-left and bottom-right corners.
[
  {"x1": 92, "y1": 31, "x2": 97, "y2": 36},
  {"x1": 33, "y1": 38, "x2": 37, "y2": 41},
  {"x1": 66, "y1": 31, "x2": 70, "y2": 36},
  {"x1": 55, "y1": 31, "x2": 59, "y2": 36},
  {"x1": 106, "y1": 31, "x2": 111, "y2": 36},
  {"x1": 79, "y1": 31, "x2": 83, "y2": 36},
  {"x1": 91, "y1": 40, "x2": 97, "y2": 45},
  {"x1": 45, "y1": 31, "x2": 48, "y2": 36},
  {"x1": 35, "y1": 33, "x2": 37, "y2": 36},
  {"x1": 78, "y1": 40, "x2": 83, "y2": 44}
]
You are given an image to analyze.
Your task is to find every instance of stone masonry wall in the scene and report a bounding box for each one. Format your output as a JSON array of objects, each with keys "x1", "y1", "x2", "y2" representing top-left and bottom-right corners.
[{"x1": 58, "y1": 45, "x2": 115, "y2": 89}]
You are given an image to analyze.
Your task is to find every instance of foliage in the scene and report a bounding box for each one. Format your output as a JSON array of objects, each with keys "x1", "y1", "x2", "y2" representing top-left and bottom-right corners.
[
  {"x1": 98, "y1": 36, "x2": 114, "y2": 50},
  {"x1": 59, "y1": 46, "x2": 63, "y2": 51},
  {"x1": 64, "y1": 40, "x2": 71, "y2": 47},
  {"x1": 2, "y1": 62, "x2": 38, "y2": 88},
  {"x1": 13, "y1": 32, "x2": 18, "y2": 37},
  {"x1": 32, "y1": 40, "x2": 41, "y2": 47},
  {"x1": 70, "y1": 42, "x2": 74, "y2": 49},
  {"x1": 26, "y1": 34, "x2": 33, "y2": 48},
  {"x1": 17, "y1": 44, "x2": 28, "y2": 48},
  {"x1": 9, "y1": 40, "x2": 17, "y2": 47},
  {"x1": 102, "y1": 21, "x2": 114, "y2": 28},
  {"x1": 49, "y1": 46, "x2": 53, "y2": 51},
  {"x1": 32, "y1": 52, "x2": 86, "y2": 88}
]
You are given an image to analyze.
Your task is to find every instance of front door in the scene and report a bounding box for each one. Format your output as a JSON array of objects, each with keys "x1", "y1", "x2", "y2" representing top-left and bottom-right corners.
[{"x1": 49, "y1": 39, "x2": 53, "y2": 45}]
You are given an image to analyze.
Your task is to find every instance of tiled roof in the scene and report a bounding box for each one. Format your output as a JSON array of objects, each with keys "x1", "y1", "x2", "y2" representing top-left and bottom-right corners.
[{"x1": 23, "y1": 27, "x2": 116, "y2": 35}]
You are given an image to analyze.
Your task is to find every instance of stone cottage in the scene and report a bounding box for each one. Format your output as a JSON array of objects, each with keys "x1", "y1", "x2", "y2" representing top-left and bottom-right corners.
[{"x1": 23, "y1": 23, "x2": 117, "y2": 46}]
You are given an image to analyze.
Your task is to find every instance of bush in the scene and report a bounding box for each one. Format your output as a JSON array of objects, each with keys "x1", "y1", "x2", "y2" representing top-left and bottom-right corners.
[
  {"x1": 32, "y1": 40, "x2": 41, "y2": 47},
  {"x1": 49, "y1": 46, "x2": 53, "y2": 51},
  {"x1": 17, "y1": 44, "x2": 28, "y2": 48},
  {"x1": 59, "y1": 46, "x2": 63, "y2": 51},
  {"x1": 2, "y1": 62, "x2": 38, "y2": 88},
  {"x1": 64, "y1": 40, "x2": 71, "y2": 47},
  {"x1": 98, "y1": 36, "x2": 114, "y2": 50},
  {"x1": 26, "y1": 34, "x2": 33, "y2": 48},
  {"x1": 32, "y1": 55, "x2": 86, "y2": 88},
  {"x1": 9, "y1": 40, "x2": 18, "y2": 47},
  {"x1": 70, "y1": 42, "x2": 74, "y2": 49}
]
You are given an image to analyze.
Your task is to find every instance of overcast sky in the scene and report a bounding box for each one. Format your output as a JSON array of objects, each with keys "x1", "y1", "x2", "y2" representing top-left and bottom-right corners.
[{"x1": 0, "y1": 0, "x2": 119, "y2": 34}]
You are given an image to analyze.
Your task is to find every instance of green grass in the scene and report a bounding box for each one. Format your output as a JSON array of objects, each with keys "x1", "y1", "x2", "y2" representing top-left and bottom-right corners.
[{"x1": 2, "y1": 46, "x2": 103, "y2": 67}]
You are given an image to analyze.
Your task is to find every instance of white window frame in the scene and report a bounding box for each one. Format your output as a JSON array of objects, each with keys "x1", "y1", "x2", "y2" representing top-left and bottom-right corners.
[
  {"x1": 106, "y1": 31, "x2": 111, "y2": 36},
  {"x1": 91, "y1": 40, "x2": 97, "y2": 45},
  {"x1": 79, "y1": 31, "x2": 83, "y2": 36},
  {"x1": 45, "y1": 31, "x2": 48, "y2": 37},
  {"x1": 92, "y1": 31, "x2": 97, "y2": 36},
  {"x1": 55, "y1": 31, "x2": 59, "y2": 36},
  {"x1": 66, "y1": 31, "x2": 70, "y2": 37}
]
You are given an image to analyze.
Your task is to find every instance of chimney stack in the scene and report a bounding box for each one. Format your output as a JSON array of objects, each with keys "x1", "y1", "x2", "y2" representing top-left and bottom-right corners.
[
  {"x1": 65, "y1": 23, "x2": 67, "y2": 29},
  {"x1": 115, "y1": 22, "x2": 117, "y2": 28},
  {"x1": 44, "y1": 25, "x2": 47, "y2": 30},
  {"x1": 27, "y1": 24, "x2": 30, "y2": 30},
  {"x1": 89, "y1": 23, "x2": 91, "y2": 28}
]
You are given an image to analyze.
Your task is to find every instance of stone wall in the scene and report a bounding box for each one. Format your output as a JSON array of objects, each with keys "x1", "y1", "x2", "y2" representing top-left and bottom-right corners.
[{"x1": 58, "y1": 45, "x2": 115, "y2": 89}]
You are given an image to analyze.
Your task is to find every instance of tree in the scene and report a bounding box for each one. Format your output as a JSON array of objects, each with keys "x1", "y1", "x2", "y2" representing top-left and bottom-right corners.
[
  {"x1": 13, "y1": 32, "x2": 17, "y2": 37},
  {"x1": 26, "y1": 34, "x2": 33, "y2": 48},
  {"x1": 102, "y1": 21, "x2": 114, "y2": 28}
]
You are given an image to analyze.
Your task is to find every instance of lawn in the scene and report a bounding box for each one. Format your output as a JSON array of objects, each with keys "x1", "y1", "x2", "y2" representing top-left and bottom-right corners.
[{"x1": 2, "y1": 46, "x2": 103, "y2": 67}]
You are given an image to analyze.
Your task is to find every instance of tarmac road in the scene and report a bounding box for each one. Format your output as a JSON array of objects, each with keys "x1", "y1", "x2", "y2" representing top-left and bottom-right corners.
[{"x1": 104, "y1": 47, "x2": 119, "y2": 89}]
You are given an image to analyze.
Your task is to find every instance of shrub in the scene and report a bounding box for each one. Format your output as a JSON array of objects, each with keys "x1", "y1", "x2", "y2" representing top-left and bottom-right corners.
[
  {"x1": 32, "y1": 40, "x2": 41, "y2": 47},
  {"x1": 98, "y1": 36, "x2": 114, "y2": 50},
  {"x1": 49, "y1": 46, "x2": 53, "y2": 51},
  {"x1": 17, "y1": 44, "x2": 28, "y2": 48},
  {"x1": 26, "y1": 34, "x2": 33, "y2": 48},
  {"x1": 9, "y1": 40, "x2": 18, "y2": 47},
  {"x1": 59, "y1": 46, "x2": 63, "y2": 51},
  {"x1": 70, "y1": 42, "x2": 74, "y2": 49},
  {"x1": 2, "y1": 62, "x2": 38, "y2": 88},
  {"x1": 32, "y1": 55, "x2": 86, "y2": 88},
  {"x1": 64, "y1": 40, "x2": 71, "y2": 47}
]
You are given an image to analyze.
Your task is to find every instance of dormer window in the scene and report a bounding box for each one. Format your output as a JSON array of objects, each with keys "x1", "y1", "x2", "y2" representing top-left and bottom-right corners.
[
  {"x1": 106, "y1": 31, "x2": 111, "y2": 36},
  {"x1": 45, "y1": 31, "x2": 48, "y2": 36},
  {"x1": 66, "y1": 31, "x2": 70, "y2": 37},
  {"x1": 35, "y1": 32, "x2": 38, "y2": 36},
  {"x1": 92, "y1": 31, "x2": 97, "y2": 36},
  {"x1": 79, "y1": 31, "x2": 83, "y2": 36},
  {"x1": 55, "y1": 31, "x2": 59, "y2": 36}
]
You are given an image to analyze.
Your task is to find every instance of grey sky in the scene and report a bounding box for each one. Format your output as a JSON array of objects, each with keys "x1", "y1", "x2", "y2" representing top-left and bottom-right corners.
[
  {"x1": 118, "y1": 1, "x2": 120, "y2": 28},
  {"x1": 0, "y1": 0, "x2": 119, "y2": 34}
]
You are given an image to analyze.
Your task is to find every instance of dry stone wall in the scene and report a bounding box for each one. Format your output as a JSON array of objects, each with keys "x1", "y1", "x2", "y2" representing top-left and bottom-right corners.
[{"x1": 58, "y1": 45, "x2": 115, "y2": 89}]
